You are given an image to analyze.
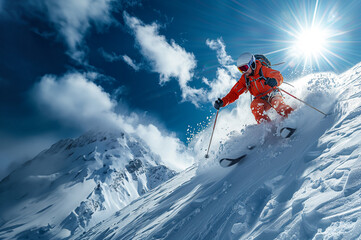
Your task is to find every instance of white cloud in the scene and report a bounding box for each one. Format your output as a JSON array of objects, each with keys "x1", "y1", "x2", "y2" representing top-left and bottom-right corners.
[
  {"x1": 32, "y1": 72, "x2": 132, "y2": 131},
  {"x1": 16, "y1": 0, "x2": 116, "y2": 63},
  {"x1": 123, "y1": 12, "x2": 205, "y2": 105},
  {"x1": 204, "y1": 68, "x2": 238, "y2": 101},
  {"x1": 122, "y1": 55, "x2": 141, "y2": 71},
  {"x1": 99, "y1": 48, "x2": 141, "y2": 71},
  {"x1": 206, "y1": 38, "x2": 234, "y2": 66},
  {"x1": 136, "y1": 124, "x2": 194, "y2": 170},
  {"x1": 121, "y1": 15, "x2": 241, "y2": 106},
  {"x1": 99, "y1": 48, "x2": 123, "y2": 62},
  {"x1": 31, "y1": 71, "x2": 194, "y2": 171},
  {"x1": 204, "y1": 38, "x2": 240, "y2": 101}
]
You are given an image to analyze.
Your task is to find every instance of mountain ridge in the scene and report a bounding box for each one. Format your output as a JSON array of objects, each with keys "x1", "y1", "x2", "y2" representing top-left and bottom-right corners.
[{"x1": 0, "y1": 130, "x2": 177, "y2": 239}]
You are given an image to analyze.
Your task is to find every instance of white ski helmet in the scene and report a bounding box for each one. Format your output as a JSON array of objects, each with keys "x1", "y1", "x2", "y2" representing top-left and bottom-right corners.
[{"x1": 236, "y1": 52, "x2": 256, "y2": 72}]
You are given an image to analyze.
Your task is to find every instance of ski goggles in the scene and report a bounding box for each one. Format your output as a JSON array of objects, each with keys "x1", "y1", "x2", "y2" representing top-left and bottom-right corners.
[
  {"x1": 237, "y1": 64, "x2": 249, "y2": 73},
  {"x1": 237, "y1": 59, "x2": 255, "y2": 73}
]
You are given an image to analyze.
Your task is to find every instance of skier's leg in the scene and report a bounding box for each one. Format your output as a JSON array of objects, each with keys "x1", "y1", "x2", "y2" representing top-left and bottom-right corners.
[
  {"x1": 251, "y1": 98, "x2": 272, "y2": 124},
  {"x1": 270, "y1": 95, "x2": 294, "y2": 118}
]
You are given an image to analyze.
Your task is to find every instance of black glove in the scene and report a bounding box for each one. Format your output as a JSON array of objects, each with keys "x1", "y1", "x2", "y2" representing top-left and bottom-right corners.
[
  {"x1": 214, "y1": 98, "x2": 223, "y2": 110},
  {"x1": 264, "y1": 78, "x2": 278, "y2": 87}
]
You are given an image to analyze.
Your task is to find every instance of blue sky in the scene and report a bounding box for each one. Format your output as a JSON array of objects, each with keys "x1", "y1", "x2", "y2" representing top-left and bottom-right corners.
[{"x1": 1, "y1": 0, "x2": 361, "y2": 175}]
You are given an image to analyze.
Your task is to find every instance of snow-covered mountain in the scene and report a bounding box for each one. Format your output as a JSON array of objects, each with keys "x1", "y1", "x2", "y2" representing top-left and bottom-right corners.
[
  {"x1": 3, "y1": 63, "x2": 361, "y2": 240},
  {"x1": 0, "y1": 130, "x2": 176, "y2": 239}
]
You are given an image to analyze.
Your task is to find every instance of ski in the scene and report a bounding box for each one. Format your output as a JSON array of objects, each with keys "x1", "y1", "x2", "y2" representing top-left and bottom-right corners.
[
  {"x1": 219, "y1": 154, "x2": 247, "y2": 168},
  {"x1": 218, "y1": 127, "x2": 295, "y2": 168}
]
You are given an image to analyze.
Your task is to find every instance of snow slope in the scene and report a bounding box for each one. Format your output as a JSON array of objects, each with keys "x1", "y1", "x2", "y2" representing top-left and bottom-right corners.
[
  {"x1": 2, "y1": 63, "x2": 361, "y2": 240},
  {"x1": 0, "y1": 130, "x2": 176, "y2": 239},
  {"x1": 74, "y1": 63, "x2": 361, "y2": 240}
]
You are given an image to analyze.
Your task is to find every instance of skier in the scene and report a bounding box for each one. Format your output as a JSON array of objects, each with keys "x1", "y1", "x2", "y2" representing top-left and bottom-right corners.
[{"x1": 214, "y1": 52, "x2": 294, "y2": 124}]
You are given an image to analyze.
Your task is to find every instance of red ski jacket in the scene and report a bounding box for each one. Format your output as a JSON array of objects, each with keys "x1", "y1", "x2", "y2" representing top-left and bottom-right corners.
[{"x1": 222, "y1": 60, "x2": 283, "y2": 107}]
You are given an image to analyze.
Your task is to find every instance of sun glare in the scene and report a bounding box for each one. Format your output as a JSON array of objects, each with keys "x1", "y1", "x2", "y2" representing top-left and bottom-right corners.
[
  {"x1": 234, "y1": 0, "x2": 352, "y2": 72},
  {"x1": 264, "y1": 0, "x2": 350, "y2": 71},
  {"x1": 294, "y1": 27, "x2": 328, "y2": 57}
]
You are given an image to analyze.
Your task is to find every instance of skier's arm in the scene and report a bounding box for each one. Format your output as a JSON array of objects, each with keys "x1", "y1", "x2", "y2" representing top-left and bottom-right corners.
[
  {"x1": 262, "y1": 67, "x2": 283, "y2": 86},
  {"x1": 221, "y1": 77, "x2": 247, "y2": 107}
]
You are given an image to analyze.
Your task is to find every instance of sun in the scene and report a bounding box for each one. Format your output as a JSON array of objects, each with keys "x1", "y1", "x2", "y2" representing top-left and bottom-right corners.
[
  {"x1": 232, "y1": 0, "x2": 352, "y2": 72},
  {"x1": 293, "y1": 26, "x2": 329, "y2": 58},
  {"x1": 285, "y1": 23, "x2": 334, "y2": 70},
  {"x1": 264, "y1": 0, "x2": 351, "y2": 71}
]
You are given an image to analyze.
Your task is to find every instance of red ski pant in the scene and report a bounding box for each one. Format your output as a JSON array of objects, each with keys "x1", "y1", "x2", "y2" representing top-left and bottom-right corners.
[{"x1": 250, "y1": 95, "x2": 294, "y2": 124}]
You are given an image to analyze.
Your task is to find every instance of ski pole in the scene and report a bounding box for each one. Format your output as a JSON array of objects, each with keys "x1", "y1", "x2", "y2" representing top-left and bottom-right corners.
[
  {"x1": 279, "y1": 88, "x2": 328, "y2": 116},
  {"x1": 205, "y1": 110, "x2": 219, "y2": 158},
  {"x1": 271, "y1": 61, "x2": 285, "y2": 66},
  {"x1": 283, "y1": 81, "x2": 295, "y2": 88}
]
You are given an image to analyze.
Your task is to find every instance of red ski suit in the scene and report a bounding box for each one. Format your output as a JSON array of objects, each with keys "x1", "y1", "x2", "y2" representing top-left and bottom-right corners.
[{"x1": 222, "y1": 60, "x2": 293, "y2": 123}]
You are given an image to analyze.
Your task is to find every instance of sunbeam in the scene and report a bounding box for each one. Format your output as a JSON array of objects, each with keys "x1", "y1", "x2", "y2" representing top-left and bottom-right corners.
[
  {"x1": 278, "y1": 0, "x2": 357, "y2": 72},
  {"x1": 227, "y1": 0, "x2": 360, "y2": 74}
]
